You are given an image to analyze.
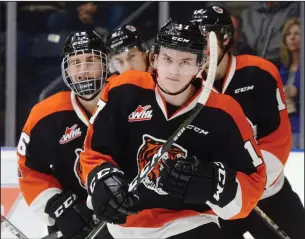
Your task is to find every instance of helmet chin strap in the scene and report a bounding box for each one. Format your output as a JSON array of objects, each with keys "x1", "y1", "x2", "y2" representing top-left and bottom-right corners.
[{"x1": 158, "y1": 81, "x2": 193, "y2": 96}]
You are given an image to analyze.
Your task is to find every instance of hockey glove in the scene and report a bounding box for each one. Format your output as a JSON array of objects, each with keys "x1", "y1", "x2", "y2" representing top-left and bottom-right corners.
[
  {"x1": 45, "y1": 191, "x2": 95, "y2": 239},
  {"x1": 159, "y1": 156, "x2": 238, "y2": 207},
  {"x1": 87, "y1": 162, "x2": 139, "y2": 224}
]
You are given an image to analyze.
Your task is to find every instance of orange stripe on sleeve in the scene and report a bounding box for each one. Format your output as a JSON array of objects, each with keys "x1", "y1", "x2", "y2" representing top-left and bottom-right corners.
[
  {"x1": 23, "y1": 92, "x2": 73, "y2": 135},
  {"x1": 18, "y1": 156, "x2": 62, "y2": 205}
]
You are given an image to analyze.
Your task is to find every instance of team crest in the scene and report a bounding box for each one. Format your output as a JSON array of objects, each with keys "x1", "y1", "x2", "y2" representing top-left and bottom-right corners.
[
  {"x1": 125, "y1": 25, "x2": 137, "y2": 32},
  {"x1": 59, "y1": 124, "x2": 82, "y2": 144},
  {"x1": 128, "y1": 105, "x2": 153, "y2": 122},
  {"x1": 212, "y1": 6, "x2": 223, "y2": 14},
  {"x1": 73, "y1": 148, "x2": 86, "y2": 189},
  {"x1": 136, "y1": 134, "x2": 188, "y2": 195}
]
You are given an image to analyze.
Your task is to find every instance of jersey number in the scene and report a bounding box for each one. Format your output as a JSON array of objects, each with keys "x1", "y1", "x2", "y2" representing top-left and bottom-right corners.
[
  {"x1": 17, "y1": 132, "x2": 30, "y2": 156},
  {"x1": 276, "y1": 88, "x2": 286, "y2": 111},
  {"x1": 244, "y1": 141, "x2": 263, "y2": 167},
  {"x1": 89, "y1": 99, "x2": 106, "y2": 124}
]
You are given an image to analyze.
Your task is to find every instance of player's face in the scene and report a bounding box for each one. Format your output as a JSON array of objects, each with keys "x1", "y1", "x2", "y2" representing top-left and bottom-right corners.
[
  {"x1": 111, "y1": 48, "x2": 147, "y2": 73},
  {"x1": 286, "y1": 24, "x2": 300, "y2": 52},
  {"x1": 155, "y1": 47, "x2": 199, "y2": 94},
  {"x1": 67, "y1": 53, "x2": 103, "y2": 82},
  {"x1": 65, "y1": 52, "x2": 106, "y2": 99}
]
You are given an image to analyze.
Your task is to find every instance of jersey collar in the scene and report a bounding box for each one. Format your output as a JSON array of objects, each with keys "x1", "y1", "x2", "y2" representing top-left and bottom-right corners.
[
  {"x1": 71, "y1": 92, "x2": 89, "y2": 126},
  {"x1": 155, "y1": 81, "x2": 215, "y2": 121}
]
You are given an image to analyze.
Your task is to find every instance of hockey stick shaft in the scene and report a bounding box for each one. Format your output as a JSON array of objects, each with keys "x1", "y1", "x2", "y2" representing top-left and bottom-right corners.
[
  {"x1": 1, "y1": 215, "x2": 62, "y2": 239},
  {"x1": 254, "y1": 206, "x2": 291, "y2": 239},
  {"x1": 85, "y1": 31, "x2": 218, "y2": 239},
  {"x1": 1, "y1": 215, "x2": 28, "y2": 239}
]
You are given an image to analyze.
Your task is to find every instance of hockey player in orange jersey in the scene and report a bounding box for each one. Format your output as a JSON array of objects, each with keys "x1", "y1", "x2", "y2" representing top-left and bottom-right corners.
[
  {"x1": 80, "y1": 19, "x2": 266, "y2": 238},
  {"x1": 17, "y1": 31, "x2": 113, "y2": 239},
  {"x1": 190, "y1": 5, "x2": 305, "y2": 239}
]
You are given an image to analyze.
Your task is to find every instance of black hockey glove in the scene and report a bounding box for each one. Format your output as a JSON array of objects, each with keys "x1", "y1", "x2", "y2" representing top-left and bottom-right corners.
[
  {"x1": 159, "y1": 156, "x2": 238, "y2": 207},
  {"x1": 87, "y1": 162, "x2": 139, "y2": 224},
  {"x1": 45, "y1": 191, "x2": 95, "y2": 239}
]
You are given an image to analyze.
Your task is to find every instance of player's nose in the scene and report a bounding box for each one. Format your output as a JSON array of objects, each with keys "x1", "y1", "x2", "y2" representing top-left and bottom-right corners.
[
  {"x1": 168, "y1": 63, "x2": 180, "y2": 76},
  {"x1": 77, "y1": 71, "x2": 89, "y2": 81}
]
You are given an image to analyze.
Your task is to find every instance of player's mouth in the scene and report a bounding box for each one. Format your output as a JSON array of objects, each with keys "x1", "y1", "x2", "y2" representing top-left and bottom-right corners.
[{"x1": 166, "y1": 77, "x2": 179, "y2": 82}]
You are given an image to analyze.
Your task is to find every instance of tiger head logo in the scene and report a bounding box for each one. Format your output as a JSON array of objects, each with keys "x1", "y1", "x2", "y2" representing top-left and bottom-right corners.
[{"x1": 137, "y1": 134, "x2": 188, "y2": 195}]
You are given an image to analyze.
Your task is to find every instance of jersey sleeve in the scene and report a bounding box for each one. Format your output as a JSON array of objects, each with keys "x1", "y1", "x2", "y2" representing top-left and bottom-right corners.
[
  {"x1": 206, "y1": 93, "x2": 266, "y2": 220},
  {"x1": 80, "y1": 71, "x2": 155, "y2": 186},
  {"x1": 253, "y1": 61, "x2": 292, "y2": 192},
  {"x1": 17, "y1": 108, "x2": 63, "y2": 226},
  {"x1": 80, "y1": 86, "x2": 127, "y2": 187}
]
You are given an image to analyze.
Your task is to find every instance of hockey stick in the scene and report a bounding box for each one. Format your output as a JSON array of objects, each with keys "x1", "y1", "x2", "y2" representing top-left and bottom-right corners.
[
  {"x1": 254, "y1": 207, "x2": 291, "y2": 239},
  {"x1": 85, "y1": 31, "x2": 219, "y2": 239},
  {"x1": 1, "y1": 215, "x2": 62, "y2": 239},
  {"x1": 1, "y1": 215, "x2": 28, "y2": 239}
]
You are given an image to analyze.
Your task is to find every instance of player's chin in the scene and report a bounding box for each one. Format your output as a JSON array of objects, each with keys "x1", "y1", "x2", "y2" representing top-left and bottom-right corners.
[
  {"x1": 163, "y1": 85, "x2": 184, "y2": 95},
  {"x1": 80, "y1": 93, "x2": 97, "y2": 100}
]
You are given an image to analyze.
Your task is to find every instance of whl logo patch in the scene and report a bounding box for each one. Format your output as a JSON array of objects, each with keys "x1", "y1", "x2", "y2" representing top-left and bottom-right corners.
[
  {"x1": 59, "y1": 124, "x2": 82, "y2": 144},
  {"x1": 128, "y1": 105, "x2": 153, "y2": 122}
]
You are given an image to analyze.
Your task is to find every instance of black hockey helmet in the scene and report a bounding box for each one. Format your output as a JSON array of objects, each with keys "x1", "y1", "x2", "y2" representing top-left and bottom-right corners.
[
  {"x1": 153, "y1": 19, "x2": 207, "y2": 64},
  {"x1": 61, "y1": 31, "x2": 108, "y2": 99},
  {"x1": 190, "y1": 5, "x2": 234, "y2": 51},
  {"x1": 105, "y1": 24, "x2": 148, "y2": 57}
]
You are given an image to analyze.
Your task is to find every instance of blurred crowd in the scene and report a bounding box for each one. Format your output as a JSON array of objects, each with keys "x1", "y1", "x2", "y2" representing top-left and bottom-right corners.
[{"x1": 0, "y1": 1, "x2": 302, "y2": 148}]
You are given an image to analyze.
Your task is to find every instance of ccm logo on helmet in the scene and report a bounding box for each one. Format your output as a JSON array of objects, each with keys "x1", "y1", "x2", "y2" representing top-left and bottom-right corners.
[{"x1": 172, "y1": 36, "x2": 190, "y2": 43}]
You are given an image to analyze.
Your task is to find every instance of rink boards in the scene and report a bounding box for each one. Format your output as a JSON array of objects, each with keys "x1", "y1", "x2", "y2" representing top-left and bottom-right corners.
[{"x1": 1, "y1": 148, "x2": 304, "y2": 238}]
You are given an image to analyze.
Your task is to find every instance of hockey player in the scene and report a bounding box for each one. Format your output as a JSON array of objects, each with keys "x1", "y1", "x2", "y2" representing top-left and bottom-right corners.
[
  {"x1": 79, "y1": 20, "x2": 266, "y2": 238},
  {"x1": 190, "y1": 5, "x2": 305, "y2": 238},
  {"x1": 105, "y1": 24, "x2": 150, "y2": 76},
  {"x1": 17, "y1": 31, "x2": 113, "y2": 239}
]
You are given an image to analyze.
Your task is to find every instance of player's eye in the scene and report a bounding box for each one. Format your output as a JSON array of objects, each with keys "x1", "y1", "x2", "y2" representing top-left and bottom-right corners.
[
  {"x1": 69, "y1": 60, "x2": 77, "y2": 66},
  {"x1": 115, "y1": 59, "x2": 124, "y2": 66},
  {"x1": 163, "y1": 56, "x2": 172, "y2": 63},
  {"x1": 86, "y1": 58, "x2": 94, "y2": 63},
  {"x1": 181, "y1": 60, "x2": 191, "y2": 66},
  {"x1": 128, "y1": 54, "x2": 135, "y2": 60}
]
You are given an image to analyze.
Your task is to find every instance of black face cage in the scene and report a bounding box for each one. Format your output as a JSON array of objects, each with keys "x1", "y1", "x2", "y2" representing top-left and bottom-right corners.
[{"x1": 61, "y1": 49, "x2": 108, "y2": 97}]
